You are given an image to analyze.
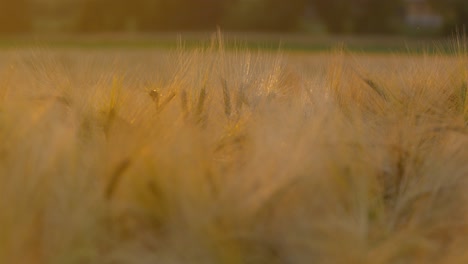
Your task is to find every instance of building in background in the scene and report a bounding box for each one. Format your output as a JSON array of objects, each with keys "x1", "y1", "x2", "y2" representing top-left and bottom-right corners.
[{"x1": 405, "y1": 0, "x2": 443, "y2": 29}]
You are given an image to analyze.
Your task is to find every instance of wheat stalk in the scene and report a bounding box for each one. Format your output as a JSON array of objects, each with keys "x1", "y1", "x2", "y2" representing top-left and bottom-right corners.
[{"x1": 221, "y1": 78, "x2": 232, "y2": 118}]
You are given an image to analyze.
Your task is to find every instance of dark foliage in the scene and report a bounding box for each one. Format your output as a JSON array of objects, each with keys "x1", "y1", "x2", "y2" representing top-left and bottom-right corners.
[
  {"x1": 311, "y1": 0, "x2": 404, "y2": 34},
  {"x1": 0, "y1": 0, "x2": 32, "y2": 33},
  {"x1": 428, "y1": 0, "x2": 468, "y2": 35},
  {"x1": 77, "y1": 0, "x2": 230, "y2": 32}
]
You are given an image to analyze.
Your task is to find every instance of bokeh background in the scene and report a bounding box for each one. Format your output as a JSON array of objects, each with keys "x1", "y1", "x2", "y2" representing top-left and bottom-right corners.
[{"x1": 0, "y1": 0, "x2": 466, "y2": 36}]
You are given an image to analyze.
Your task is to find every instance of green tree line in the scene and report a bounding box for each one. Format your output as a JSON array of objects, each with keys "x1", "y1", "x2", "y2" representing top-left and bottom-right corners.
[{"x1": 0, "y1": 0, "x2": 467, "y2": 34}]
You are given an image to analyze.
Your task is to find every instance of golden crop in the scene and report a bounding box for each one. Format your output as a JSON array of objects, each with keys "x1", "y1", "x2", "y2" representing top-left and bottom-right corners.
[{"x1": 0, "y1": 38, "x2": 467, "y2": 263}]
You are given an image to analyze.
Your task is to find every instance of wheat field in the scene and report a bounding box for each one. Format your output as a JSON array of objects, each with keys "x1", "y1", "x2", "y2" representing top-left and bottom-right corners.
[{"x1": 0, "y1": 37, "x2": 467, "y2": 264}]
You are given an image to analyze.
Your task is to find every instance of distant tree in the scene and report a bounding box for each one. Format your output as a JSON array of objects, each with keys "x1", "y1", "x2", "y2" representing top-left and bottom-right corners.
[
  {"x1": 311, "y1": 0, "x2": 403, "y2": 34},
  {"x1": 310, "y1": 0, "x2": 353, "y2": 33},
  {"x1": 260, "y1": 0, "x2": 308, "y2": 31},
  {"x1": 428, "y1": 0, "x2": 468, "y2": 35},
  {"x1": 0, "y1": 0, "x2": 32, "y2": 33},
  {"x1": 224, "y1": 0, "x2": 307, "y2": 31},
  {"x1": 77, "y1": 0, "x2": 129, "y2": 31},
  {"x1": 138, "y1": 0, "x2": 229, "y2": 31},
  {"x1": 352, "y1": 0, "x2": 404, "y2": 34},
  {"x1": 134, "y1": 0, "x2": 165, "y2": 31},
  {"x1": 78, "y1": 0, "x2": 231, "y2": 32}
]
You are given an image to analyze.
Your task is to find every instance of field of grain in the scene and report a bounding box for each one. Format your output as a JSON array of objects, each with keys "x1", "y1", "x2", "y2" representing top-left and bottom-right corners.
[{"x1": 0, "y1": 37, "x2": 467, "y2": 264}]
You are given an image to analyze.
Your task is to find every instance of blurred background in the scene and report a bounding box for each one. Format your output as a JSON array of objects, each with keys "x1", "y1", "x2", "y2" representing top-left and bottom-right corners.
[{"x1": 0, "y1": 0, "x2": 466, "y2": 36}]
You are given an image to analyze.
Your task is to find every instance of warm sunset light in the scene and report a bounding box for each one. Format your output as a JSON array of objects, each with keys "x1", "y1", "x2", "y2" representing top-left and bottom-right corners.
[{"x1": 1, "y1": 1, "x2": 468, "y2": 264}]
